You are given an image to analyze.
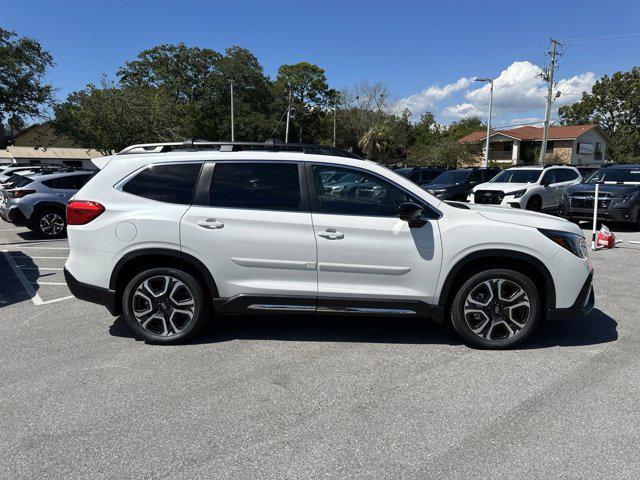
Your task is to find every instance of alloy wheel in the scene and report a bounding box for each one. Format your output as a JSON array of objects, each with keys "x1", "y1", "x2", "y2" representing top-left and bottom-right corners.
[
  {"x1": 131, "y1": 275, "x2": 196, "y2": 337},
  {"x1": 463, "y1": 278, "x2": 531, "y2": 341},
  {"x1": 40, "y1": 213, "x2": 65, "y2": 236}
]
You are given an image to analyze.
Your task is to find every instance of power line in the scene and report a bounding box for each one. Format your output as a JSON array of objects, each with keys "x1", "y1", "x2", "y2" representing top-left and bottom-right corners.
[{"x1": 561, "y1": 33, "x2": 640, "y2": 44}]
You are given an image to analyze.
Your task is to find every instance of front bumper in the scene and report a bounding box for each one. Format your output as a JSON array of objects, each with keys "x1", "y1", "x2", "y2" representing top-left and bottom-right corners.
[
  {"x1": 562, "y1": 204, "x2": 638, "y2": 223},
  {"x1": 547, "y1": 271, "x2": 594, "y2": 320},
  {"x1": 64, "y1": 268, "x2": 118, "y2": 315}
]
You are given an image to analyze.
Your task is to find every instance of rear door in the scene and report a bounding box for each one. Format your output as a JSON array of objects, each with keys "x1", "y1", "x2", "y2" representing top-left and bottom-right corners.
[
  {"x1": 309, "y1": 163, "x2": 442, "y2": 313},
  {"x1": 181, "y1": 161, "x2": 318, "y2": 303},
  {"x1": 539, "y1": 169, "x2": 559, "y2": 208}
]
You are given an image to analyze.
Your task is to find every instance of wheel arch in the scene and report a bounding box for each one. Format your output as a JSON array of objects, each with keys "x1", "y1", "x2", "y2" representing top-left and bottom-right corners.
[
  {"x1": 438, "y1": 249, "x2": 556, "y2": 316},
  {"x1": 109, "y1": 248, "x2": 219, "y2": 315},
  {"x1": 30, "y1": 201, "x2": 66, "y2": 225}
]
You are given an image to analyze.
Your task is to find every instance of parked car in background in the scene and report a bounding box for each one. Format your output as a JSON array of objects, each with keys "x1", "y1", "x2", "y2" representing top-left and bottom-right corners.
[
  {"x1": 0, "y1": 165, "x2": 49, "y2": 183},
  {"x1": 423, "y1": 167, "x2": 500, "y2": 201},
  {"x1": 64, "y1": 140, "x2": 593, "y2": 349},
  {"x1": 469, "y1": 165, "x2": 582, "y2": 212},
  {"x1": 395, "y1": 166, "x2": 450, "y2": 186},
  {"x1": 562, "y1": 164, "x2": 640, "y2": 226},
  {"x1": 0, "y1": 169, "x2": 95, "y2": 238}
]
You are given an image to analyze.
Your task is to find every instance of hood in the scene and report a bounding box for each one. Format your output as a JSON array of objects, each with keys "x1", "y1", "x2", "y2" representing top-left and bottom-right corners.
[
  {"x1": 473, "y1": 182, "x2": 532, "y2": 193},
  {"x1": 467, "y1": 203, "x2": 583, "y2": 235},
  {"x1": 567, "y1": 183, "x2": 640, "y2": 196}
]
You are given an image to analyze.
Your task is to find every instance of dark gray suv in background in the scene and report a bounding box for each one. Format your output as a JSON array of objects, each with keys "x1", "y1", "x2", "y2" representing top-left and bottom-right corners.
[{"x1": 562, "y1": 164, "x2": 640, "y2": 226}]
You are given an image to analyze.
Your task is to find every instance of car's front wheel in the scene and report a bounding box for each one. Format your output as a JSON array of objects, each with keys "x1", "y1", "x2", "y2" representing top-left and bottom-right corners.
[
  {"x1": 32, "y1": 209, "x2": 67, "y2": 238},
  {"x1": 450, "y1": 269, "x2": 540, "y2": 349},
  {"x1": 122, "y1": 268, "x2": 209, "y2": 344}
]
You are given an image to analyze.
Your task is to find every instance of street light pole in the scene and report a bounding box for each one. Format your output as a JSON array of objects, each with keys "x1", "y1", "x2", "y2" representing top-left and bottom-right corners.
[
  {"x1": 333, "y1": 105, "x2": 337, "y2": 147},
  {"x1": 475, "y1": 77, "x2": 494, "y2": 168},
  {"x1": 285, "y1": 88, "x2": 292, "y2": 143},
  {"x1": 229, "y1": 80, "x2": 235, "y2": 142}
]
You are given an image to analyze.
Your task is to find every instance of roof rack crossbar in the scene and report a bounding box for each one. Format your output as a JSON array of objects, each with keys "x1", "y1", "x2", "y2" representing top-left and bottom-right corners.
[{"x1": 117, "y1": 139, "x2": 361, "y2": 159}]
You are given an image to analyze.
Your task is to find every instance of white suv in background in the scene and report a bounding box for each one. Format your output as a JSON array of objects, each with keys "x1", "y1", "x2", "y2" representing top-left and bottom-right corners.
[
  {"x1": 469, "y1": 165, "x2": 582, "y2": 212},
  {"x1": 64, "y1": 141, "x2": 594, "y2": 349}
]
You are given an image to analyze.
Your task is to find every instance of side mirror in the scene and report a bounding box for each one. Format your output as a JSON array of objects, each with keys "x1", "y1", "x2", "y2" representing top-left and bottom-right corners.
[
  {"x1": 398, "y1": 202, "x2": 426, "y2": 228},
  {"x1": 541, "y1": 179, "x2": 550, "y2": 187}
]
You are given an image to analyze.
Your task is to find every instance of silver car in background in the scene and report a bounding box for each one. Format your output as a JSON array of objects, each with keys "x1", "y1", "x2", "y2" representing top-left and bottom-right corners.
[{"x1": 0, "y1": 169, "x2": 95, "y2": 238}]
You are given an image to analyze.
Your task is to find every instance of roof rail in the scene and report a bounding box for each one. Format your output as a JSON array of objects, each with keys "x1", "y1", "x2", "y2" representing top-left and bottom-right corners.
[
  {"x1": 117, "y1": 139, "x2": 362, "y2": 159},
  {"x1": 542, "y1": 163, "x2": 567, "y2": 169}
]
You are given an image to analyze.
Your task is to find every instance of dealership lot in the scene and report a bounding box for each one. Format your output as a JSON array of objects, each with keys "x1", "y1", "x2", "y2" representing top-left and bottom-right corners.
[{"x1": 1, "y1": 222, "x2": 640, "y2": 479}]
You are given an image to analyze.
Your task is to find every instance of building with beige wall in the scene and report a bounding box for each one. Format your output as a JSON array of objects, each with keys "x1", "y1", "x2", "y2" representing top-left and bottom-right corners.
[{"x1": 459, "y1": 124, "x2": 609, "y2": 166}]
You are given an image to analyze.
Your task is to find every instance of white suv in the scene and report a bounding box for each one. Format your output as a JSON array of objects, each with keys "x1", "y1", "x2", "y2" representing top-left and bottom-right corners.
[
  {"x1": 64, "y1": 142, "x2": 594, "y2": 349},
  {"x1": 470, "y1": 165, "x2": 582, "y2": 211}
]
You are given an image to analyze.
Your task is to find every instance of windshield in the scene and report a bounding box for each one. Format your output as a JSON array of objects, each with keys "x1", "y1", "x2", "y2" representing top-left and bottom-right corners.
[
  {"x1": 431, "y1": 170, "x2": 470, "y2": 185},
  {"x1": 491, "y1": 169, "x2": 541, "y2": 183},
  {"x1": 585, "y1": 168, "x2": 640, "y2": 184},
  {"x1": 395, "y1": 168, "x2": 414, "y2": 178},
  {"x1": 5, "y1": 175, "x2": 33, "y2": 188}
]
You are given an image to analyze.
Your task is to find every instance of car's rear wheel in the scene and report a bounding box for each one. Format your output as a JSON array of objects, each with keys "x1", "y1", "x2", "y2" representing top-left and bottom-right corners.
[
  {"x1": 122, "y1": 268, "x2": 209, "y2": 344},
  {"x1": 526, "y1": 195, "x2": 542, "y2": 212},
  {"x1": 32, "y1": 209, "x2": 67, "y2": 238},
  {"x1": 450, "y1": 269, "x2": 540, "y2": 349}
]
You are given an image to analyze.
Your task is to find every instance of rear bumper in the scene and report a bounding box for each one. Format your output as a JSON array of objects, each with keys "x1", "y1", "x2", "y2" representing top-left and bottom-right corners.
[
  {"x1": 547, "y1": 271, "x2": 594, "y2": 320},
  {"x1": 64, "y1": 268, "x2": 118, "y2": 315},
  {"x1": 0, "y1": 205, "x2": 28, "y2": 225}
]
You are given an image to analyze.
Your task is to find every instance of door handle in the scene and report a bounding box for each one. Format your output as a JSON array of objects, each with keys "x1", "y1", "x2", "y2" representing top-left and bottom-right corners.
[
  {"x1": 197, "y1": 219, "x2": 224, "y2": 230},
  {"x1": 318, "y1": 229, "x2": 345, "y2": 240}
]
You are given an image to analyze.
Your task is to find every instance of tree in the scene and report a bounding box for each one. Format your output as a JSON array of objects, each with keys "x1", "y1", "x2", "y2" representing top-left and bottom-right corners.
[
  {"x1": 53, "y1": 79, "x2": 181, "y2": 154},
  {"x1": 274, "y1": 62, "x2": 335, "y2": 142},
  {"x1": 559, "y1": 68, "x2": 640, "y2": 162},
  {"x1": 0, "y1": 28, "x2": 54, "y2": 135}
]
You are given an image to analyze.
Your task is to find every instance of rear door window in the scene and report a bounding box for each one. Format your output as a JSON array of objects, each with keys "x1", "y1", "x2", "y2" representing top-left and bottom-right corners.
[
  {"x1": 122, "y1": 163, "x2": 202, "y2": 204},
  {"x1": 51, "y1": 174, "x2": 93, "y2": 190},
  {"x1": 209, "y1": 162, "x2": 302, "y2": 211}
]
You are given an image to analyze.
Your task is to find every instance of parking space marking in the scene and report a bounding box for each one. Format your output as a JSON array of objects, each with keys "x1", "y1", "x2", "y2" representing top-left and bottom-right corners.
[
  {"x1": 17, "y1": 266, "x2": 64, "y2": 271},
  {"x1": 37, "y1": 282, "x2": 67, "y2": 286},
  {"x1": 1, "y1": 250, "x2": 74, "y2": 306}
]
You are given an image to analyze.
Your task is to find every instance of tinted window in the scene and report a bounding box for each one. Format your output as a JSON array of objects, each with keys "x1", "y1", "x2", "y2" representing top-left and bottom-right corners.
[
  {"x1": 313, "y1": 165, "x2": 417, "y2": 217},
  {"x1": 555, "y1": 169, "x2": 579, "y2": 182},
  {"x1": 431, "y1": 170, "x2": 470, "y2": 185},
  {"x1": 585, "y1": 168, "x2": 640, "y2": 184},
  {"x1": 491, "y1": 169, "x2": 541, "y2": 183},
  {"x1": 420, "y1": 170, "x2": 443, "y2": 183},
  {"x1": 469, "y1": 171, "x2": 483, "y2": 183},
  {"x1": 541, "y1": 170, "x2": 557, "y2": 184},
  {"x1": 10, "y1": 176, "x2": 33, "y2": 188},
  {"x1": 482, "y1": 169, "x2": 500, "y2": 181},
  {"x1": 210, "y1": 162, "x2": 301, "y2": 211},
  {"x1": 123, "y1": 163, "x2": 202, "y2": 204},
  {"x1": 51, "y1": 174, "x2": 93, "y2": 190}
]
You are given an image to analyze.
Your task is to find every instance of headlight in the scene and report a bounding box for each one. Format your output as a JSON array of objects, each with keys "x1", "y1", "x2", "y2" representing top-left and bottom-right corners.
[
  {"x1": 538, "y1": 228, "x2": 587, "y2": 258},
  {"x1": 509, "y1": 189, "x2": 527, "y2": 198}
]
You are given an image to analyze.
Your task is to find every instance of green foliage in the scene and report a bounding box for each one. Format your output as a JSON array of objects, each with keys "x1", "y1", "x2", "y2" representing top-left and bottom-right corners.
[
  {"x1": 0, "y1": 28, "x2": 54, "y2": 133},
  {"x1": 559, "y1": 68, "x2": 640, "y2": 162}
]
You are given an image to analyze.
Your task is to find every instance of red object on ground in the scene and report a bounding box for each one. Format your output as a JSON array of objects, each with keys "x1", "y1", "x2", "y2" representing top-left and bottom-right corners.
[{"x1": 596, "y1": 225, "x2": 616, "y2": 249}]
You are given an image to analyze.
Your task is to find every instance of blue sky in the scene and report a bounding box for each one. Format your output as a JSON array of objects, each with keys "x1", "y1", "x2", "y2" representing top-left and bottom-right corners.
[{"x1": 6, "y1": 0, "x2": 640, "y2": 126}]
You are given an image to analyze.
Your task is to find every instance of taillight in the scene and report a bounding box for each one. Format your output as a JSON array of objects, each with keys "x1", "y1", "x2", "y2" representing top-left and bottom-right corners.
[
  {"x1": 10, "y1": 189, "x2": 35, "y2": 199},
  {"x1": 66, "y1": 200, "x2": 105, "y2": 225}
]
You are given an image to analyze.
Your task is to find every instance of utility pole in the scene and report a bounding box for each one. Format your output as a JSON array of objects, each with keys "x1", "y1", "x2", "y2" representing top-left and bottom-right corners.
[
  {"x1": 475, "y1": 77, "x2": 494, "y2": 168},
  {"x1": 333, "y1": 105, "x2": 337, "y2": 147},
  {"x1": 539, "y1": 38, "x2": 562, "y2": 164},
  {"x1": 229, "y1": 80, "x2": 235, "y2": 142},
  {"x1": 285, "y1": 88, "x2": 292, "y2": 143}
]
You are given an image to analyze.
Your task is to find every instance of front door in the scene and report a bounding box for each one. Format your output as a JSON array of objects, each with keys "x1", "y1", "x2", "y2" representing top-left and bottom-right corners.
[
  {"x1": 181, "y1": 161, "x2": 318, "y2": 303},
  {"x1": 309, "y1": 164, "x2": 442, "y2": 314}
]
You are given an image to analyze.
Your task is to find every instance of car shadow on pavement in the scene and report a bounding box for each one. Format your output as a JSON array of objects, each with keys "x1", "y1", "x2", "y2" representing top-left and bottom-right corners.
[
  {"x1": 109, "y1": 314, "x2": 463, "y2": 346},
  {"x1": 524, "y1": 308, "x2": 617, "y2": 348},
  {"x1": 109, "y1": 308, "x2": 618, "y2": 348},
  {"x1": 0, "y1": 252, "x2": 40, "y2": 308}
]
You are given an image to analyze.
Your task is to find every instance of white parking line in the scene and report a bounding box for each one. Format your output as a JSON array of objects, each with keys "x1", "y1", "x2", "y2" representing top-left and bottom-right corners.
[
  {"x1": 2, "y1": 250, "x2": 74, "y2": 306},
  {"x1": 17, "y1": 266, "x2": 64, "y2": 271},
  {"x1": 4, "y1": 246, "x2": 69, "y2": 250},
  {"x1": 0, "y1": 227, "x2": 27, "y2": 232},
  {"x1": 36, "y1": 282, "x2": 67, "y2": 286}
]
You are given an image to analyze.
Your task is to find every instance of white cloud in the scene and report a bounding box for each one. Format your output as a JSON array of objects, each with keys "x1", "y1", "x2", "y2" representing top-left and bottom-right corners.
[
  {"x1": 456, "y1": 61, "x2": 596, "y2": 118},
  {"x1": 392, "y1": 77, "x2": 473, "y2": 117},
  {"x1": 398, "y1": 60, "x2": 597, "y2": 123}
]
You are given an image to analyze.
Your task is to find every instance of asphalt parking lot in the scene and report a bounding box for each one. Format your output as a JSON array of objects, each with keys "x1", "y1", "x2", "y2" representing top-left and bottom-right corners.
[{"x1": 1, "y1": 221, "x2": 639, "y2": 479}]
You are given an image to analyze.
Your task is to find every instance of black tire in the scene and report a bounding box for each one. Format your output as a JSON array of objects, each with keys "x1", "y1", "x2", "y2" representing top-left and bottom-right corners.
[
  {"x1": 32, "y1": 209, "x2": 67, "y2": 238},
  {"x1": 122, "y1": 267, "x2": 209, "y2": 344},
  {"x1": 526, "y1": 195, "x2": 542, "y2": 212},
  {"x1": 450, "y1": 268, "x2": 540, "y2": 349}
]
